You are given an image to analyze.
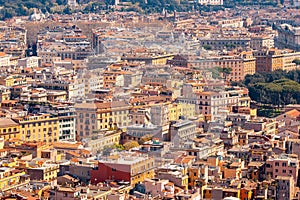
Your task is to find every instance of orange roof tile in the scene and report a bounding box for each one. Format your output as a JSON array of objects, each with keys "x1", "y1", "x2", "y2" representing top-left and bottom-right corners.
[{"x1": 285, "y1": 109, "x2": 300, "y2": 118}]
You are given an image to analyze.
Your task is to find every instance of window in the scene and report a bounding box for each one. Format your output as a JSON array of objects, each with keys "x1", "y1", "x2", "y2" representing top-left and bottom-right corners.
[
  {"x1": 282, "y1": 163, "x2": 287, "y2": 167},
  {"x1": 275, "y1": 162, "x2": 279, "y2": 166},
  {"x1": 112, "y1": 168, "x2": 116, "y2": 172},
  {"x1": 282, "y1": 170, "x2": 286, "y2": 173}
]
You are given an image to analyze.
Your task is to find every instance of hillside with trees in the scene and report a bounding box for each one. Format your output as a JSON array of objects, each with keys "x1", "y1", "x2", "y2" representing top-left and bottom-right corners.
[
  {"x1": 0, "y1": 0, "x2": 225, "y2": 19},
  {"x1": 0, "y1": 0, "x2": 67, "y2": 19},
  {"x1": 241, "y1": 70, "x2": 300, "y2": 107}
]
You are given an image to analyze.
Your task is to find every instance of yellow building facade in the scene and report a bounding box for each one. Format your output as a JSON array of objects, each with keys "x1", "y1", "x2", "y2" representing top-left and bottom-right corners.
[
  {"x1": 14, "y1": 114, "x2": 59, "y2": 143},
  {"x1": 169, "y1": 102, "x2": 196, "y2": 121},
  {"x1": 0, "y1": 118, "x2": 21, "y2": 140},
  {"x1": 0, "y1": 168, "x2": 30, "y2": 192}
]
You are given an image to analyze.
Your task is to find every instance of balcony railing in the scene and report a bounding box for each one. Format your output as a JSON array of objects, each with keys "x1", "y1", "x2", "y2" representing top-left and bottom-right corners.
[{"x1": 1, "y1": 179, "x2": 30, "y2": 192}]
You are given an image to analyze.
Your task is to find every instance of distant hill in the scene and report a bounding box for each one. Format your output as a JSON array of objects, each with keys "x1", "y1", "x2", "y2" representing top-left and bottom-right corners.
[
  {"x1": 0, "y1": 0, "x2": 280, "y2": 20},
  {"x1": 0, "y1": 0, "x2": 67, "y2": 20}
]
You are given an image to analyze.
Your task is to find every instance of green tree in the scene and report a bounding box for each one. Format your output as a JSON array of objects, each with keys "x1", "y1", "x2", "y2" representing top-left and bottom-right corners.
[
  {"x1": 63, "y1": 6, "x2": 71, "y2": 14},
  {"x1": 217, "y1": 67, "x2": 232, "y2": 81},
  {"x1": 123, "y1": 141, "x2": 139, "y2": 150},
  {"x1": 202, "y1": 45, "x2": 212, "y2": 50},
  {"x1": 264, "y1": 82, "x2": 282, "y2": 107},
  {"x1": 138, "y1": 134, "x2": 153, "y2": 145},
  {"x1": 293, "y1": 59, "x2": 300, "y2": 65}
]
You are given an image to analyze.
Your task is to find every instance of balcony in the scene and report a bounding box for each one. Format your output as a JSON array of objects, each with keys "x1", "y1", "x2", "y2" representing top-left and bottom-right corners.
[{"x1": 1, "y1": 179, "x2": 30, "y2": 192}]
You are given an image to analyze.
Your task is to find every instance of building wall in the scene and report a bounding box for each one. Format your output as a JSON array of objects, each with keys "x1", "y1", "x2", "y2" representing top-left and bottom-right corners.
[
  {"x1": 276, "y1": 176, "x2": 294, "y2": 200},
  {"x1": 276, "y1": 25, "x2": 300, "y2": 51},
  {"x1": 16, "y1": 114, "x2": 59, "y2": 143},
  {"x1": 91, "y1": 157, "x2": 155, "y2": 186},
  {"x1": 69, "y1": 164, "x2": 93, "y2": 183},
  {"x1": 75, "y1": 104, "x2": 97, "y2": 139},
  {"x1": 55, "y1": 191, "x2": 77, "y2": 200},
  {"x1": 0, "y1": 54, "x2": 11, "y2": 67},
  {"x1": 0, "y1": 121, "x2": 20, "y2": 140},
  {"x1": 0, "y1": 171, "x2": 27, "y2": 191},
  {"x1": 85, "y1": 131, "x2": 121, "y2": 154},
  {"x1": 156, "y1": 172, "x2": 189, "y2": 190},
  {"x1": 266, "y1": 158, "x2": 298, "y2": 181}
]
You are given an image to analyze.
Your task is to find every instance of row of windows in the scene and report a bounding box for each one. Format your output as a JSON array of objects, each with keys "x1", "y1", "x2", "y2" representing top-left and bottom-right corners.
[
  {"x1": 22, "y1": 127, "x2": 57, "y2": 133},
  {"x1": 0, "y1": 128, "x2": 18, "y2": 133},
  {"x1": 21, "y1": 122, "x2": 57, "y2": 127}
]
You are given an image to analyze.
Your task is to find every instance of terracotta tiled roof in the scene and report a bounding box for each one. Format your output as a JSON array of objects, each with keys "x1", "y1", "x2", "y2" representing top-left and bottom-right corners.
[
  {"x1": 0, "y1": 118, "x2": 19, "y2": 128},
  {"x1": 284, "y1": 109, "x2": 300, "y2": 118},
  {"x1": 53, "y1": 142, "x2": 82, "y2": 150}
]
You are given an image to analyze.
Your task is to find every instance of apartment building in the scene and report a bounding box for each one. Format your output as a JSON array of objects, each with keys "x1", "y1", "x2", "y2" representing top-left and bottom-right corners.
[
  {"x1": 188, "y1": 164, "x2": 208, "y2": 188},
  {"x1": 77, "y1": 71, "x2": 103, "y2": 95},
  {"x1": 74, "y1": 102, "x2": 98, "y2": 139},
  {"x1": 265, "y1": 154, "x2": 299, "y2": 182},
  {"x1": 37, "y1": 26, "x2": 93, "y2": 63},
  {"x1": 178, "y1": 85, "x2": 250, "y2": 121},
  {"x1": 75, "y1": 101, "x2": 131, "y2": 140},
  {"x1": 0, "y1": 75, "x2": 27, "y2": 87},
  {"x1": 122, "y1": 52, "x2": 174, "y2": 65},
  {"x1": 170, "y1": 120, "x2": 197, "y2": 148},
  {"x1": 0, "y1": 26, "x2": 27, "y2": 58},
  {"x1": 276, "y1": 24, "x2": 300, "y2": 51},
  {"x1": 13, "y1": 113, "x2": 60, "y2": 143},
  {"x1": 0, "y1": 118, "x2": 20, "y2": 140},
  {"x1": 91, "y1": 152, "x2": 155, "y2": 186},
  {"x1": 27, "y1": 161, "x2": 59, "y2": 186},
  {"x1": 196, "y1": 91, "x2": 227, "y2": 119},
  {"x1": 168, "y1": 102, "x2": 195, "y2": 121},
  {"x1": 142, "y1": 71, "x2": 171, "y2": 87},
  {"x1": 276, "y1": 176, "x2": 295, "y2": 200},
  {"x1": 125, "y1": 123, "x2": 162, "y2": 142},
  {"x1": 0, "y1": 167, "x2": 30, "y2": 192},
  {"x1": 97, "y1": 101, "x2": 131, "y2": 129},
  {"x1": 187, "y1": 52, "x2": 256, "y2": 81},
  {"x1": 18, "y1": 56, "x2": 40, "y2": 68},
  {"x1": 129, "y1": 108, "x2": 151, "y2": 125},
  {"x1": 0, "y1": 86, "x2": 10, "y2": 102},
  {"x1": 282, "y1": 50, "x2": 300, "y2": 71},
  {"x1": 250, "y1": 36, "x2": 274, "y2": 50},
  {"x1": 156, "y1": 165, "x2": 189, "y2": 190},
  {"x1": 47, "y1": 105, "x2": 76, "y2": 142},
  {"x1": 253, "y1": 48, "x2": 300, "y2": 72},
  {"x1": 53, "y1": 187, "x2": 80, "y2": 200},
  {"x1": 37, "y1": 79, "x2": 85, "y2": 100},
  {"x1": 210, "y1": 18, "x2": 243, "y2": 28},
  {"x1": 0, "y1": 52, "x2": 11, "y2": 67},
  {"x1": 82, "y1": 129, "x2": 122, "y2": 154},
  {"x1": 200, "y1": 37, "x2": 251, "y2": 51},
  {"x1": 143, "y1": 179, "x2": 175, "y2": 198},
  {"x1": 150, "y1": 104, "x2": 170, "y2": 126},
  {"x1": 150, "y1": 104, "x2": 170, "y2": 138},
  {"x1": 102, "y1": 69, "x2": 126, "y2": 88}
]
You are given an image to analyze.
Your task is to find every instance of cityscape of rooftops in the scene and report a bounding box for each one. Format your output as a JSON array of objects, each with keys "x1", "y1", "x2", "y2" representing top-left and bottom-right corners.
[{"x1": 0, "y1": 0, "x2": 298, "y2": 199}]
